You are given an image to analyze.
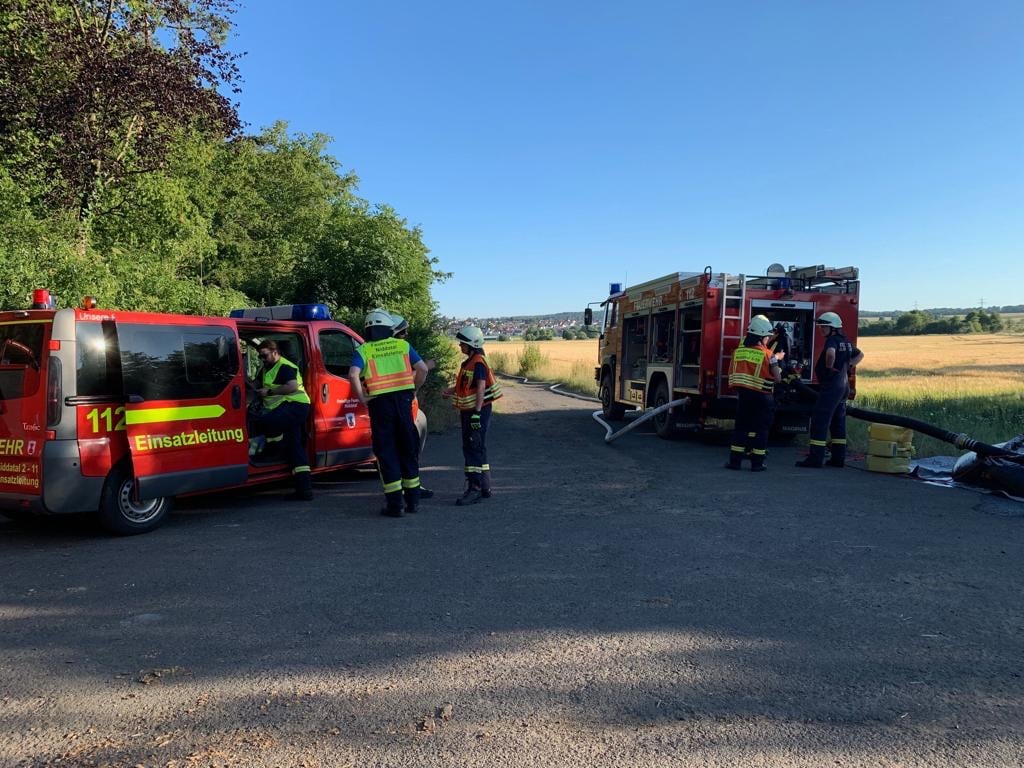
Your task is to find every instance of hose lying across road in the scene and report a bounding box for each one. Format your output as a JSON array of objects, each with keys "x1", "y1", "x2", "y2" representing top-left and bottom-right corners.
[{"x1": 593, "y1": 397, "x2": 691, "y2": 444}]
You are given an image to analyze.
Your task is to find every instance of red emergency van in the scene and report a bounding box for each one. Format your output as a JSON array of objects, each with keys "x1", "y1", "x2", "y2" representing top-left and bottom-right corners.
[{"x1": 0, "y1": 292, "x2": 424, "y2": 534}]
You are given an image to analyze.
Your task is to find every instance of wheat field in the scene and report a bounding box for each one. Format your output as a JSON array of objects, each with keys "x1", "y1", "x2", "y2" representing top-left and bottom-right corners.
[{"x1": 483, "y1": 335, "x2": 1024, "y2": 456}]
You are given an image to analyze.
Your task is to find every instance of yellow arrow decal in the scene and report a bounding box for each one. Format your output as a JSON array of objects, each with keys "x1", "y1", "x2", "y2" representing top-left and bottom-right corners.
[{"x1": 124, "y1": 405, "x2": 226, "y2": 425}]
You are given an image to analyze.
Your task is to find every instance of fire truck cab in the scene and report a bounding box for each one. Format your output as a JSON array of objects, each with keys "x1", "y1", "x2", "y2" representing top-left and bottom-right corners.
[
  {"x1": 588, "y1": 264, "x2": 860, "y2": 438},
  {"x1": 0, "y1": 292, "x2": 425, "y2": 534}
]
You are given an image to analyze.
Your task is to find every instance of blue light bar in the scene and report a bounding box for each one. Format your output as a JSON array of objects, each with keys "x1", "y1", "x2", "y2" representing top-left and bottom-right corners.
[{"x1": 229, "y1": 303, "x2": 332, "y2": 321}]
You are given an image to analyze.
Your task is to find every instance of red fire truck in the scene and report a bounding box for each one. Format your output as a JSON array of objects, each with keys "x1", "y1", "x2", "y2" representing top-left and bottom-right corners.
[
  {"x1": 587, "y1": 264, "x2": 860, "y2": 437},
  {"x1": 0, "y1": 292, "x2": 425, "y2": 534}
]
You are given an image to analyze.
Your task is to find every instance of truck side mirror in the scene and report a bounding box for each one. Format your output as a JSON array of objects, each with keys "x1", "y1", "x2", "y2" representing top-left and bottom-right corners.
[{"x1": 584, "y1": 308, "x2": 593, "y2": 326}]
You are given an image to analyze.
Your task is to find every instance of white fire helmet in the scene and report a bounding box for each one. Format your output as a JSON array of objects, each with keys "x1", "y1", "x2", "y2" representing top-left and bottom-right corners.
[
  {"x1": 816, "y1": 311, "x2": 843, "y2": 329},
  {"x1": 456, "y1": 326, "x2": 485, "y2": 350},
  {"x1": 747, "y1": 315, "x2": 773, "y2": 336},
  {"x1": 364, "y1": 308, "x2": 393, "y2": 329}
]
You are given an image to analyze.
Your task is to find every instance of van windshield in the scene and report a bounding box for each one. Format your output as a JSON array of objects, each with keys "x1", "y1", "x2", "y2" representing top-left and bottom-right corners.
[{"x1": 0, "y1": 322, "x2": 45, "y2": 400}]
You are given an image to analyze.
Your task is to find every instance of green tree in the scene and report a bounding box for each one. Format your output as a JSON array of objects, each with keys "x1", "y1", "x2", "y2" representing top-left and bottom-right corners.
[
  {"x1": 209, "y1": 123, "x2": 354, "y2": 305},
  {"x1": 0, "y1": 0, "x2": 241, "y2": 245},
  {"x1": 895, "y1": 310, "x2": 928, "y2": 335}
]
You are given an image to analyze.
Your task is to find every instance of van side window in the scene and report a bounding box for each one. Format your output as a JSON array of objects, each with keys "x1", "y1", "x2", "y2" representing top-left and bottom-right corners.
[
  {"x1": 0, "y1": 322, "x2": 45, "y2": 400},
  {"x1": 118, "y1": 324, "x2": 238, "y2": 401},
  {"x1": 319, "y1": 330, "x2": 356, "y2": 377},
  {"x1": 76, "y1": 322, "x2": 112, "y2": 397}
]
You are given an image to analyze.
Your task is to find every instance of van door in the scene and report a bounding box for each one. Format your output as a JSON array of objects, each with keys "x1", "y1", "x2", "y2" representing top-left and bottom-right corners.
[
  {"x1": 0, "y1": 318, "x2": 49, "y2": 499},
  {"x1": 115, "y1": 321, "x2": 248, "y2": 500},
  {"x1": 313, "y1": 328, "x2": 373, "y2": 467}
]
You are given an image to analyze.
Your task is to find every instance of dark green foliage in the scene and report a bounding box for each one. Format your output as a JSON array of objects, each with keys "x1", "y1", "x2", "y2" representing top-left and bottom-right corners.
[
  {"x1": 0, "y1": 4, "x2": 451, "y2": 419},
  {"x1": 859, "y1": 309, "x2": 1005, "y2": 336},
  {"x1": 0, "y1": 1, "x2": 241, "y2": 223}
]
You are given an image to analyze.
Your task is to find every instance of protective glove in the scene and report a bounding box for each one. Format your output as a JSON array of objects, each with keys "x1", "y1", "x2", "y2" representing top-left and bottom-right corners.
[{"x1": 470, "y1": 412, "x2": 482, "y2": 430}]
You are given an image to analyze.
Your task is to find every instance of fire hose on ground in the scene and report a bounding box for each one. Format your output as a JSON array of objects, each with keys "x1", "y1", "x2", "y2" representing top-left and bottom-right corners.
[
  {"x1": 789, "y1": 378, "x2": 1017, "y2": 458},
  {"x1": 592, "y1": 397, "x2": 691, "y2": 443},
  {"x1": 790, "y1": 378, "x2": 1024, "y2": 496},
  {"x1": 590, "y1": 381, "x2": 1023, "y2": 496}
]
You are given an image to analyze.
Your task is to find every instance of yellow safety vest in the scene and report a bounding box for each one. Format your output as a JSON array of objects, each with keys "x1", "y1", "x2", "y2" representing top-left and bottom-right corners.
[
  {"x1": 358, "y1": 338, "x2": 416, "y2": 397},
  {"x1": 453, "y1": 353, "x2": 503, "y2": 410},
  {"x1": 728, "y1": 344, "x2": 775, "y2": 393},
  {"x1": 262, "y1": 357, "x2": 311, "y2": 410}
]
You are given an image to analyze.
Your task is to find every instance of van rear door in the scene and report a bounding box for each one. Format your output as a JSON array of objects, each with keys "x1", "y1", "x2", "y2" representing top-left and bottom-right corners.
[
  {"x1": 0, "y1": 318, "x2": 49, "y2": 498},
  {"x1": 114, "y1": 320, "x2": 248, "y2": 500}
]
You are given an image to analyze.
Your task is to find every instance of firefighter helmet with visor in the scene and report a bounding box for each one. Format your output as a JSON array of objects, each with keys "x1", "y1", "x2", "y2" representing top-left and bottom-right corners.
[
  {"x1": 816, "y1": 312, "x2": 843, "y2": 329},
  {"x1": 390, "y1": 313, "x2": 409, "y2": 336},
  {"x1": 456, "y1": 326, "x2": 485, "y2": 350},
  {"x1": 747, "y1": 315, "x2": 773, "y2": 336},
  {"x1": 364, "y1": 308, "x2": 393, "y2": 329}
]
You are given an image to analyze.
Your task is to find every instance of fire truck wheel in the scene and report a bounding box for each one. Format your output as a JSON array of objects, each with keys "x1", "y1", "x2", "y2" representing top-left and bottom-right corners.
[
  {"x1": 97, "y1": 464, "x2": 173, "y2": 536},
  {"x1": 600, "y1": 374, "x2": 626, "y2": 421},
  {"x1": 651, "y1": 380, "x2": 679, "y2": 439}
]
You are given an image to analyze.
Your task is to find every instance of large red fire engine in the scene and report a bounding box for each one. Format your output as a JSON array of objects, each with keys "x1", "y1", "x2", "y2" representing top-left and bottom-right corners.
[
  {"x1": 587, "y1": 264, "x2": 860, "y2": 437},
  {"x1": 0, "y1": 291, "x2": 425, "y2": 534}
]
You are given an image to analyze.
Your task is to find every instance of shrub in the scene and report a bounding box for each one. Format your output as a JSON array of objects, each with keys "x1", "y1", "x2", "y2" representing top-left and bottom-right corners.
[
  {"x1": 487, "y1": 350, "x2": 513, "y2": 373},
  {"x1": 517, "y1": 344, "x2": 544, "y2": 378}
]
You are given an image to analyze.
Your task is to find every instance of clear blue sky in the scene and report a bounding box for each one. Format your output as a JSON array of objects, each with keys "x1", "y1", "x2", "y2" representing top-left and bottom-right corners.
[{"x1": 230, "y1": 0, "x2": 1023, "y2": 317}]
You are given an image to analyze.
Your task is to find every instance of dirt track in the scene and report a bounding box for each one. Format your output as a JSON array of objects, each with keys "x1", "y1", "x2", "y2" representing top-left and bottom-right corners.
[{"x1": 2, "y1": 380, "x2": 1022, "y2": 767}]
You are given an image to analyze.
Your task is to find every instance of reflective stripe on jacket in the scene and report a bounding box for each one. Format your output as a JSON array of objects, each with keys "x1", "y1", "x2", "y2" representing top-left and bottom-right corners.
[
  {"x1": 454, "y1": 353, "x2": 503, "y2": 410},
  {"x1": 728, "y1": 343, "x2": 775, "y2": 393},
  {"x1": 262, "y1": 357, "x2": 311, "y2": 410},
  {"x1": 358, "y1": 338, "x2": 416, "y2": 397}
]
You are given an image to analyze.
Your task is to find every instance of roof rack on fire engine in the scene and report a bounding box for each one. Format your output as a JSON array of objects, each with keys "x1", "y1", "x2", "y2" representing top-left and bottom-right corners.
[
  {"x1": 229, "y1": 303, "x2": 332, "y2": 321},
  {"x1": 786, "y1": 265, "x2": 858, "y2": 283}
]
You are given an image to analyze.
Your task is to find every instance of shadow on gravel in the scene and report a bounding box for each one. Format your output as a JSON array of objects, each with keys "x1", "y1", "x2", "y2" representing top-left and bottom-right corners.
[{"x1": 1, "y1": 400, "x2": 1022, "y2": 765}]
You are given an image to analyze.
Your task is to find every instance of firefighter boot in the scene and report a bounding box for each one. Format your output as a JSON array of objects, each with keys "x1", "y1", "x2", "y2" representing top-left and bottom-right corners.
[
  {"x1": 724, "y1": 446, "x2": 744, "y2": 470},
  {"x1": 456, "y1": 479, "x2": 485, "y2": 506},
  {"x1": 750, "y1": 449, "x2": 767, "y2": 472},
  {"x1": 796, "y1": 444, "x2": 826, "y2": 468},
  {"x1": 287, "y1": 469, "x2": 314, "y2": 501},
  {"x1": 827, "y1": 441, "x2": 847, "y2": 468},
  {"x1": 479, "y1": 469, "x2": 493, "y2": 499},
  {"x1": 404, "y1": 485, "x2": 420, "y2": 514},
  {"x1": 380, "y1": 491, "x2": 404, "y2": 518}
]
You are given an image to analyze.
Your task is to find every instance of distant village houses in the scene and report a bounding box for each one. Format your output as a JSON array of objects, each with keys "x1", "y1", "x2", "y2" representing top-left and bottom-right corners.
[{"x1": 443, "y1": 312, "x2": 599, "y2": 340}]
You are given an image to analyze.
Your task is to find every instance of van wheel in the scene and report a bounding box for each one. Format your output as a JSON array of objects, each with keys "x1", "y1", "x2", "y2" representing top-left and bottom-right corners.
[
  {"x1": 97, "y1": 464, "x2": 172, "y2": 535},
  {"x1": 651, "y1": 380, "x2": 678, "y2": 439},
  {"x1": 600, "y1": 374, "x2": 625, "y2": 421}
]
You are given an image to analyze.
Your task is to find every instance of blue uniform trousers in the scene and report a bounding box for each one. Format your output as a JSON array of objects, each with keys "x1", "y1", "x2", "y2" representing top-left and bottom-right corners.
[
  {"x1": 806, "y1": 382, "x2": 848, "y2": 466},
  {"x1": 461, "y1": 404, "x2": 492, "y2": 491},
  {"x1": 728, "y1": 390, "x2": 774, "y2": 469},
  {"x1": 368, "y1": 390, "x2": 420, "y2": 511},
  {"x1": 253, "y1": 401, "x2": 312, "y2": 494}
]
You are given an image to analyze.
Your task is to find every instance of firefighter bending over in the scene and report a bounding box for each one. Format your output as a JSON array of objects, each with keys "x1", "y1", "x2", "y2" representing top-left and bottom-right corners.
[
  {"x1": 253, "y1": 339, "x2": 314, "y2": 500},
  {"x1": 349, "y1": 309, "x2": 429, "y2": 518},
  {"x1": 796, "y1": 312, "x2": 864, "y2": 469},
  {"x1": 725, "y1": 315, "x2": 782, "y2": 472}
]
